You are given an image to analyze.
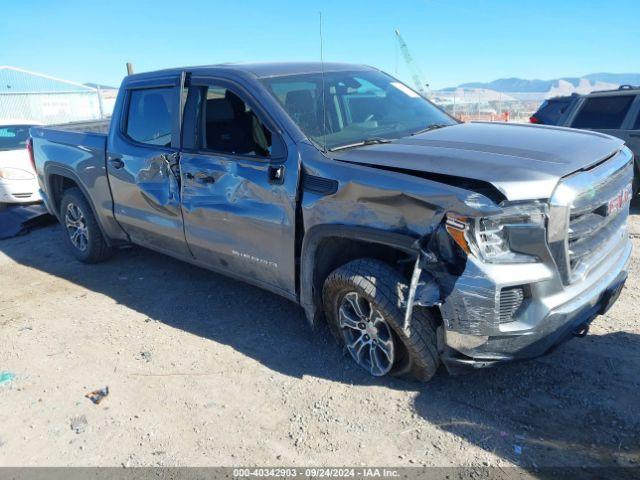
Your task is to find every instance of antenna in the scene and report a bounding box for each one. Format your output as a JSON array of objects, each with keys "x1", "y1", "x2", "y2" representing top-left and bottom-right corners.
[
  {"x1": 126, "y1": 62, "x2": 134, "y2": 75},
  {"x1": 319, "y1": 11, "x2": 327, "y2": 152}
]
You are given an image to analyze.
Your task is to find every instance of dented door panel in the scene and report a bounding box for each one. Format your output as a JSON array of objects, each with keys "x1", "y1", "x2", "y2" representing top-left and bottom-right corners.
[
  {"x1": 108, "y1": 148, "x2": 188, "y2": 256},
  {"x1": 180, "y1": 152, "x2": 298, "y2": 294},
  {"x1": 106, "y1": 74, "x2": 190, "y2": 258}
]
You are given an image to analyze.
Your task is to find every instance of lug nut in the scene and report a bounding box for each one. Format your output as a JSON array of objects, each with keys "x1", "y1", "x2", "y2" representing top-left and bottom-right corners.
[
  {"x1": 364, "y1": 334, "x2": 369, "y2": 341},
  {"x1": 358, "y1": 323, "x2": 366, "y2": 330}
]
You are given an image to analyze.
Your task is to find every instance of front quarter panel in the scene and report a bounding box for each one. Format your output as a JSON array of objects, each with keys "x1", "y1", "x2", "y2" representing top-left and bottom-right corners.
[{"x1": 298, "y1": 142, "x2": 489, "y2": 320}]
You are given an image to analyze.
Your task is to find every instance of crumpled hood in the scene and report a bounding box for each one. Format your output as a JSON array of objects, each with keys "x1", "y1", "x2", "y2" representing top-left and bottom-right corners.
[{"x1": 333, "y1": 122, "x2": 625, "y2": 201}]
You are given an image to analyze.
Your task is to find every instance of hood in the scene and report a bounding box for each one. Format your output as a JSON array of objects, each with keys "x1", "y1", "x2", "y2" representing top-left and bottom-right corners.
[{"x1": 333, "y1": 122, "x2": 625, "y2": 201}]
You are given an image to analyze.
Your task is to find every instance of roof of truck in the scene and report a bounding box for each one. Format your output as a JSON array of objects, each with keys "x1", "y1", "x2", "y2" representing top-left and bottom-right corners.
[{"x1": 127, "y1": 62, "x2": 377, "y2": 81}]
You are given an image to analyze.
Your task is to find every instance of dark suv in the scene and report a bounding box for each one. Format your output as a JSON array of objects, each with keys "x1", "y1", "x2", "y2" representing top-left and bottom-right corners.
[
  {"x1": 546, "y1": 86, "x2": 640, "y2": 195},
  {"x1": 529, "y1": 94, "x2": 580, "y2": 126}
]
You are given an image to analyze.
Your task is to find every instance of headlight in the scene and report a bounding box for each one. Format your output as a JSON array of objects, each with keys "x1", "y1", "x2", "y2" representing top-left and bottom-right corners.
[
  {"x1": 446, "y1": 202, "x2": 547, "y2": 263},
  {"x1": 0, "y1": 167, "x2": 35, "y2": 180}
]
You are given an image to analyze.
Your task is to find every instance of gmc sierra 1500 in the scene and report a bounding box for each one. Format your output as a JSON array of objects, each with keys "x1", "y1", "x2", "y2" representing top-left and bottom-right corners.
[{"x1": 30, "y1": 63, "x2": 633, "y2": 381}]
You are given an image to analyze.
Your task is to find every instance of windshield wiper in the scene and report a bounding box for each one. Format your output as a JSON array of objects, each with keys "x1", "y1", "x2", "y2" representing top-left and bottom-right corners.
[
  {"x1": 410, "y1": 123, "x2": 451, "y2": 136},
  {"x1": 328, "y1": 137, "x2": 392, "y2": 152}
]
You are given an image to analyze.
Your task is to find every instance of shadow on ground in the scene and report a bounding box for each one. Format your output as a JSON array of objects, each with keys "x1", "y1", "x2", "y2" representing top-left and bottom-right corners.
[{"x1": 1, "y1": 223, "x2": 638, "y2": 472}]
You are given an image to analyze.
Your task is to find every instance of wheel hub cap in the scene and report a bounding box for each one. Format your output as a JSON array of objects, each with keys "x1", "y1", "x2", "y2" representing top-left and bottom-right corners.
[{"x1": 338, "y1": 291, "x2": 395, "y2": 376}]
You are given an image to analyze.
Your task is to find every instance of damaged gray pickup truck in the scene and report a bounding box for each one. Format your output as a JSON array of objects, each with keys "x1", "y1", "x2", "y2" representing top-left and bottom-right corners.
[{"x1": 30, "y1": 63, "x2": 634, "y2": 381}]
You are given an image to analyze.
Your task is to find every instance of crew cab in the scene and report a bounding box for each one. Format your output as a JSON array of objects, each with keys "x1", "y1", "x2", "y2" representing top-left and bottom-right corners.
[{"x1": 30, "y1": 63, "x2": 634, "y2": 381}]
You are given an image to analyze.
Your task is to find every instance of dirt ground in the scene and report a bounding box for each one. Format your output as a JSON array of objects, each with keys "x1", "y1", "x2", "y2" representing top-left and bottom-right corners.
[{"x1": 0, "y1": 206, "x2": 639, "y2": 471}]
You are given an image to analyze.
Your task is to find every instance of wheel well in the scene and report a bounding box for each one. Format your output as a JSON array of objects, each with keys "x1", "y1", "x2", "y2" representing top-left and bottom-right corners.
[
  {"x1": 48, "y1": 174, "x2": 79, "y2": 216},
  {"x1": 310, "y1": 236, "x2": 414, "y2": 321}
]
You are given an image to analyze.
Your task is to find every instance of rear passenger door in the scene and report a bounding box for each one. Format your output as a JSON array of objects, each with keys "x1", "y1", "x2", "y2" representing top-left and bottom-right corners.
[
  {"x1": 178, "y1": 76, "x2": 298, "y2": 295},
  {"x1": 107, "y1": 74, "x2": 191, "y2": 258}
]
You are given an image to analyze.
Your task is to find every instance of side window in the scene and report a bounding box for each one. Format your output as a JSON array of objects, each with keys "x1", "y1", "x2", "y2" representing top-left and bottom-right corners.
[
  {"x1": 126, "y1": 88, "x2": 174, "y2": 147},
  {"x1": 572, "y1": 95, "x2": 635, "y2": 129},
  {"x1": 192, "y1": 85, "x2": 273, "y2": 157}
]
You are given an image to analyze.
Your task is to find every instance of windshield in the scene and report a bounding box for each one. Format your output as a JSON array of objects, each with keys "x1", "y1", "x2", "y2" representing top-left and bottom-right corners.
[
  {"x1": 0, "y1": 125, "x2": 33, "y2": 151},
  {"x1": 261, "y1": 70, "x2": 456, "y2": 151}
]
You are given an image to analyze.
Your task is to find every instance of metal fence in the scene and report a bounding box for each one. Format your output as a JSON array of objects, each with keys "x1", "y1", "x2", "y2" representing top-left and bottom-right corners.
[
  {"x1": 0, "y1": 89, "x2": 115, "y2": 125},
  {"x1": 432, "y1": 91, "x2": 546, "y2": 124}
]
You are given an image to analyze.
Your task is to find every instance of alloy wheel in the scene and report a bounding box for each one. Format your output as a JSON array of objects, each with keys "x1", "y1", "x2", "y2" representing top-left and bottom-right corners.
[
  {"x1": 65, "y1": 202, "x2": 89, "y2": 252},
  {"x1": 338, "y1": 291, "x2": 395, "y2": 376}
]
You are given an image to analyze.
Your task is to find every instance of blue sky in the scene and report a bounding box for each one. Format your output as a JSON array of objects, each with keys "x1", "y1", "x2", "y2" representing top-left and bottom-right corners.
[{"x1": 2, "y1": 0, "x2": 638, "y2": 89}]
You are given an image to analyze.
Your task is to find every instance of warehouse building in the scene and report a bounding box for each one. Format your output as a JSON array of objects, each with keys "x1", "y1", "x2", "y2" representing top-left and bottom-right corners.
[{"x1": 0, "y1": 66, "x2": 116, "y2": 124}]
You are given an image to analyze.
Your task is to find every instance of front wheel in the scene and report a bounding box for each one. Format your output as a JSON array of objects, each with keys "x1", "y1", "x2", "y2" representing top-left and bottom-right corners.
[
  {"x1": 323, "y1": 258, "x2": 441, "y2": 382},
  {"x1": 60, "y1": 187, "x2": 112, "y2": 263}
]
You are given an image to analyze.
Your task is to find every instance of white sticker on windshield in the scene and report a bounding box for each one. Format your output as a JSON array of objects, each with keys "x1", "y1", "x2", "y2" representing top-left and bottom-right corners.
[{"x1": 390, "y1": 82, "x2": 420, "y2": 98}]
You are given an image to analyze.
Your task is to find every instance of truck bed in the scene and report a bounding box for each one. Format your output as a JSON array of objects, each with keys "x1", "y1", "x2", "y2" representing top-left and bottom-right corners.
[
  {"x1": 41, "y1": 119, "x2": 111, "y2": 134},
  {"x1": 30, "y1": 120, "x2": 115, "y2": 236}
]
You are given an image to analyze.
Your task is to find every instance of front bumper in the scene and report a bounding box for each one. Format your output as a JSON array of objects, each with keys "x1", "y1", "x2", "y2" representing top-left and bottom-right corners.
[
  {"x1": 0, "y1": 178, "x2": 42, "y2": 204},
  {"x1": 432, "y1": 235, "x2": 632, "y2": 374}
]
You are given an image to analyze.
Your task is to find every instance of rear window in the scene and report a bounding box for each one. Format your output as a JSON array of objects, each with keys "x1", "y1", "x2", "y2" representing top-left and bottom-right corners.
[
  {"x1": 572, "y1": 95, "x2": 635, "y2": 129},
  {"x1": 125, "y1": 88, "x2": 174, "y2": 146},
  {"x1": 534, "y1": 99, "x2": 573, "y2": 125},
  {"x1": 0, "y1": 125, "x2": 32, "y2": 151}
]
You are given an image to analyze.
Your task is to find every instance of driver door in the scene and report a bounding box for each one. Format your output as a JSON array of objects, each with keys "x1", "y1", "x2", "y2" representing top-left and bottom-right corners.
[{"x1": 178, "y1": 76, "x2": 298, "y2": 295}]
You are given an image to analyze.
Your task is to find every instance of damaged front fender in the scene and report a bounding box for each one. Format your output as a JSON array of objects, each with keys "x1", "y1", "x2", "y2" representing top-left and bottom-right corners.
[{"x1": 298, "y1": 143, "x2": 486, "y2": 327}]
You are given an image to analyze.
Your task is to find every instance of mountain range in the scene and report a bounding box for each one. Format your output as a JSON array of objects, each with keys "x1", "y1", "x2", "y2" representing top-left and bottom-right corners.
[{"x1": 447, "y1": 73, "x2": 640, "y2": 93}]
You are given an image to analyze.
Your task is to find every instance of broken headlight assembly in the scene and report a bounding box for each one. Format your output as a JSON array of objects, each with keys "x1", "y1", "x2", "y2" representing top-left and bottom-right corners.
[{"x1": 446, "y1": 202, "x2": 547, "y2": 263}]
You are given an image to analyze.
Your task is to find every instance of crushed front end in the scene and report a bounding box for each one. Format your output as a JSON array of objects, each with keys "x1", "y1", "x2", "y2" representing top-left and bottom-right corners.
[{"x1": 412, "y1": 147, "x2": 634, "y2": 373}]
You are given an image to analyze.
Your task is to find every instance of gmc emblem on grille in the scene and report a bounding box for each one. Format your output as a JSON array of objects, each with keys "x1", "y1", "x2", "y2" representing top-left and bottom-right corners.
[{"x1": 607, "y1": 183, "x2": 633, "y2": 216}]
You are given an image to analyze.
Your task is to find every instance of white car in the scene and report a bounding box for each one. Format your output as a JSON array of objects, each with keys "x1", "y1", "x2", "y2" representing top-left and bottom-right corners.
[{"x1": 0, "y1": 120, "x2": 42, "y2": 209}]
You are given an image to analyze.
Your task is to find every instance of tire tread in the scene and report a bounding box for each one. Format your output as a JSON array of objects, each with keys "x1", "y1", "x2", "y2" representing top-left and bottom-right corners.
[{"x1": 323, "y1": 258, "x2": 440, "y2": 382}]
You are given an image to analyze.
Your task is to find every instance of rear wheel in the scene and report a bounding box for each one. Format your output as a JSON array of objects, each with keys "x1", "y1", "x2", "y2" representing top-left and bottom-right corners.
[
  {"x1": 323, "y1": 258, "x2": 440, "y2": 382},
  {"x1": 60, "y1": 188, "x2": 112, "y2": 263}
]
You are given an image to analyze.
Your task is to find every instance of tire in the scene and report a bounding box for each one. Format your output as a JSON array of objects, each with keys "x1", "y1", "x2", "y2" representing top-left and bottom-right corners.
[
  {"x1": 323, "y1": 258, "x2": 440, "y2": 382},
  {"x1": 59, "y1": 187, "x2": 112, "y2": 263}
]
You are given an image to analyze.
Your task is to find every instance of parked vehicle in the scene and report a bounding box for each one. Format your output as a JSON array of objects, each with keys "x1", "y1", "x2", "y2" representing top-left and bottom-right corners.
[
  {"x1": 30, "y1": 63, "x2": 634, "y2": 381},
  {"x1": 0, "y1": 120, "x2": 42, "y2": 209},
  {"x1": 529, "y1": 94, "x2": 580, "y2": 125},
  {"x1": 536, "y1": 86, "x2": 640, "y2": 196}
]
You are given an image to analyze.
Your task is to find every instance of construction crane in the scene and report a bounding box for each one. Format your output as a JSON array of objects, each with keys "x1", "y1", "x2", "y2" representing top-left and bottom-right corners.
[{"x1": 394, "y1": 29, "x2": 429, "y2": 98}]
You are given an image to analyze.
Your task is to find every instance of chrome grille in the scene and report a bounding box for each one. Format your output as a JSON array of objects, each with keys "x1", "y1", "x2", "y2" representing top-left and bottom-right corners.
[{"x1": 549, "y1": 148, "x2": 634, "y2": 284}]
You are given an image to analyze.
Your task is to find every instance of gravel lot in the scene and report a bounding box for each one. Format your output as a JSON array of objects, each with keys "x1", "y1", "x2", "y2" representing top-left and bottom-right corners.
[{"x1": 0, "y1": 205, "x2": 638, "y2": 470}]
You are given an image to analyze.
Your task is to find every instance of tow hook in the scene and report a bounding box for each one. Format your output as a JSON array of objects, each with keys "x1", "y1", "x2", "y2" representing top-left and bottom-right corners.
[{"x1": 573, "y1": 324, "x2": 590, "y2": 338}]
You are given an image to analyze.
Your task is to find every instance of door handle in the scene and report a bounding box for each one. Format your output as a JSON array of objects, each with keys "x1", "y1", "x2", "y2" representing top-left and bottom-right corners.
[
  {"x1": 108, "y1": 156, "x2": 124, "y2": 169},
  {"x1": 268, "y1": 165, "x2": 285, "y2": 184}
]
